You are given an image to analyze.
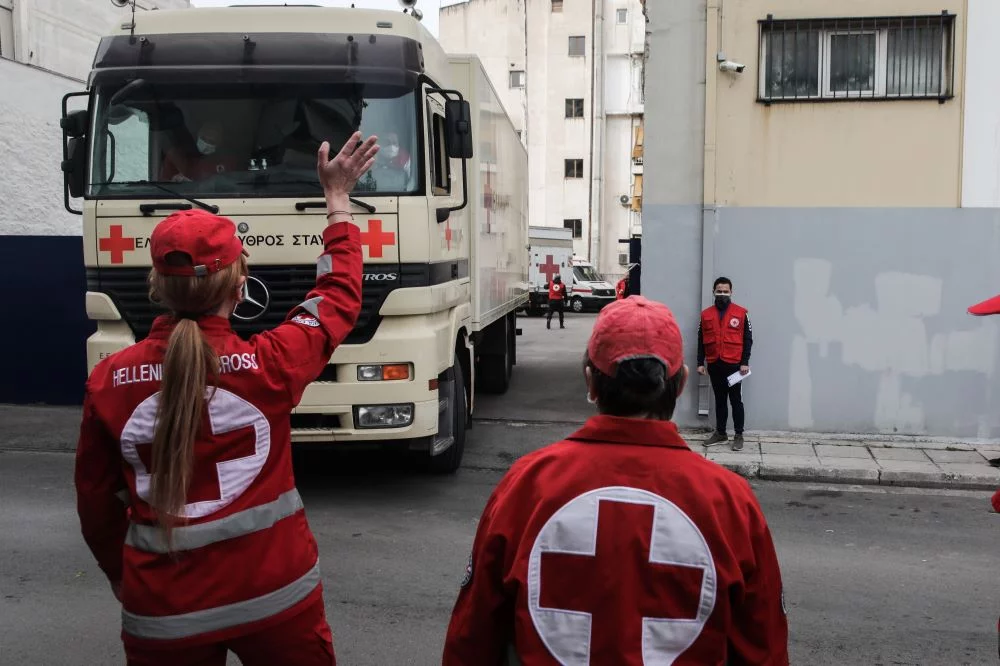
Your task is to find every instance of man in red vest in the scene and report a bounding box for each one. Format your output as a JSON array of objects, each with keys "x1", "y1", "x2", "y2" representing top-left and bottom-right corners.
[
  {"x1": 697, "y1": 277, "x2": 752, "y2": 450},
  {"x1": 616, "y1": 275, "x2": 628, "y2": 300},
  {"x1": 547, "y1": 275, "x2": 567, "y2": 329}
]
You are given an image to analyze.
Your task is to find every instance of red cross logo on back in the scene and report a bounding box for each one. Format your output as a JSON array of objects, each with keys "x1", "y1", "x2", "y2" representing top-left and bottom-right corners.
[
  {"x1": 99, "y1": 225, "x2": 136, "y2": 264},
  {"x1": 528, "y1": 487, "x2": 717, "y2": 665},
  {"x1": 538, "y1": 255, "x2": 560, "y2": 285}
]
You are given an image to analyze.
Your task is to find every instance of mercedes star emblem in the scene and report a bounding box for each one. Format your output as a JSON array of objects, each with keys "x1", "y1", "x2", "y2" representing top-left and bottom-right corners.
[{"x1": 233, "y1": 276, "x2": 271, "y2": 322}]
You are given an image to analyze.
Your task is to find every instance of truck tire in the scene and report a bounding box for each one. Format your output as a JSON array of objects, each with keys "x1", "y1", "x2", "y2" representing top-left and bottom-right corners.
[
  {"x1": 428, "y1": 354, "x2": 467, "y2": 474},
  {"x1": 477, "y1": 317, "x2": 512, "y2": 395},
  {"x1": 571, "y1": 297, "x2": 585, "y2": 313}
]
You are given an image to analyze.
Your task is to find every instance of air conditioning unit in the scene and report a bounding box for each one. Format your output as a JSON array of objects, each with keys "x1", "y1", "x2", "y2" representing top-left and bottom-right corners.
[{"x1": 618, "y1": 253, "x2": 629, "y2": 266}]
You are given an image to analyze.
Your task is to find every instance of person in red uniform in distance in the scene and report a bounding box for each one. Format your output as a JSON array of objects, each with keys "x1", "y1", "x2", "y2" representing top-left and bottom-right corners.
[
  {"x1": 74, "y1": 132, "x2": 380, "y2": 665},
  {"x1": 547, "y1": 274, "x2": 567, "y2": 329},
  {"x1": 443, "y1": 296, "x2": 789, "y2": 665},
  {"x1": 615, "y1": 275, "x2": 628, "y2": 300},
  {"x1": 698, "y1": 276, "x2": 752, "y2": 451}
]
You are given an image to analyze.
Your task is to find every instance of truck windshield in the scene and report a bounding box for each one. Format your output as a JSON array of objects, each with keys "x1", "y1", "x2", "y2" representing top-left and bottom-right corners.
[
  {"x1": 574, "y1": 265, "x2": 603, "y2": 282},
  {"x1": 88, "y1": 80, "x2": 419, "y2": 198}
]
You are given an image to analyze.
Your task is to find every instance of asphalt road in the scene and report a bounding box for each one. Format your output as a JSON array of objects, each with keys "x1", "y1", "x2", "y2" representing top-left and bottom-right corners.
[{"x1": 1, "y1": 312, "x2": 997, "y2": 665}]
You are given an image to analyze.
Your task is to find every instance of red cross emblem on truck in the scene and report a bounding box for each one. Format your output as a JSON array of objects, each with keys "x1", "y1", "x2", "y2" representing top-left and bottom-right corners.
[
  {"x1": 99, "y1": 225, "x2": 136, "y2": 264},
  {"x1": 360, "y1": 219, "x2": 396, "y2": 258},
  {"x1": 538, "y1": 255, "x2": 560, "y2": 284}
]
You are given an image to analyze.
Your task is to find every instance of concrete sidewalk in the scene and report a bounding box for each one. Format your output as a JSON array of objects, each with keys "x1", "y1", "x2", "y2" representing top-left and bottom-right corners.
[
  {"x1": 2, "y1": 404, "x2": 999, "y2": 490},
  {"x1": 690, "y1": 433, "x2": 1000, "y2": 491}
]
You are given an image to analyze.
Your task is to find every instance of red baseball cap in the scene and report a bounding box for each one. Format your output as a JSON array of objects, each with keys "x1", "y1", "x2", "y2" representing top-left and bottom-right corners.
[
  {"x1": 150, "y1": 209, "x2": 248, "y2": 277},
  {"x1": 587, "y1": 295, "x2": 684, "y2": 377},
  {"x1": 969, "y1": 293, "x2": 1000, "y2": 316}
]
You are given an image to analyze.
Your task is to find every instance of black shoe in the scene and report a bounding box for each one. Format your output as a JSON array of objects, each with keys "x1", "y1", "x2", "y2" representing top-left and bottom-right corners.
[
  {"x1": 705, "y1": 431, "x2": 728, "y2": 446},
  {"x1": 732, "y1": 434, "x2": 744, "y2": 451}
]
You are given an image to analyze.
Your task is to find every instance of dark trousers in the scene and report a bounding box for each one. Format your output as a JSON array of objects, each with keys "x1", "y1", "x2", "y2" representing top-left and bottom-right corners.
[
  {"x1": 708, "y1": 361, "x2": 744, "y2": 435},
  {"x1": 547, "y1": 299, "x2": 565, "y2": 327}
]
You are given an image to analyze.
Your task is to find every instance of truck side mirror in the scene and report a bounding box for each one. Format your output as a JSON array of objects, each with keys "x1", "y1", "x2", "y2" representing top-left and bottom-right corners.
[
  {"x1": 445, "y1": 100, "x2": 473, "y2": 159},
  {"x1": 61, "y1": 109, "x2": 89, "y2": 200},
  {"x1": 62, "y1": 138, "x2": 87, "y2": 199},
  {"x1": 60, "y1": 109, "x2": 88, "y2": 139}
]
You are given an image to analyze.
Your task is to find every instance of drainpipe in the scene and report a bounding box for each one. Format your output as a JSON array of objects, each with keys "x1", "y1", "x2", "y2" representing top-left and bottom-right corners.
[
  {"x1": 587, "y1": 0, "x2": 605, "y2": 267},
  {"x1": 697, "y1": 0, "x2": 721, "y2": 417}
]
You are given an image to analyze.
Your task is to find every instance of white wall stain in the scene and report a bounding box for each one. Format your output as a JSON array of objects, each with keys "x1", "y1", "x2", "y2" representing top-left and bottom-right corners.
[
  {"x1": 793, "y1": 258, "x2": 998, "y2": 434},
  {"x1": 788, "y1": 335, "x2": 813, "y2": 429}
]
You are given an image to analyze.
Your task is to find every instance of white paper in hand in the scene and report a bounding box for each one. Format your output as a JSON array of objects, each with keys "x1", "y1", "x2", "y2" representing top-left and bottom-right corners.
[{"x1": 727, "y1": 369, "x2": 750, "y2": 386}]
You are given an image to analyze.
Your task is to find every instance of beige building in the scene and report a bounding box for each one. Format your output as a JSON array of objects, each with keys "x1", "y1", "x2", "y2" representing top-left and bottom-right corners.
[
  {"x1": 440, "y1": 0, "x2": 646, "y2": 278},
  {"x1": 643, "y1": 0, "x2": 1000, "y2": 439}
]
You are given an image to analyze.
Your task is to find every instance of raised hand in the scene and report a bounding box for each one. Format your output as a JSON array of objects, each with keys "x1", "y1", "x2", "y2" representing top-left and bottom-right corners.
[{"x1": 316, "y1": 132, "x2": 379, "y2": 200}]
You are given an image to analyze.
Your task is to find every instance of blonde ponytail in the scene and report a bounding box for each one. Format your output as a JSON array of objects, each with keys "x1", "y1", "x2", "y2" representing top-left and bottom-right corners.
[{"x1": 147, "y1": 255, "x2": 246, "y2": 543}]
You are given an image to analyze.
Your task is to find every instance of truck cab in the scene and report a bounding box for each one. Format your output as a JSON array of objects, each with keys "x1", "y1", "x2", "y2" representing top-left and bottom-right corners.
[{"x1": 60, "y1": 6, "x2": 528, "y2": 473}]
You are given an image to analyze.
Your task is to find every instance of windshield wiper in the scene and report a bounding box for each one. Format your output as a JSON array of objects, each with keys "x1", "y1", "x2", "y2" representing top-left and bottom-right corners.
[
  {"x1": 93, "y1": 180, "x2": 220, "y2": 215},
  {"x1": 237, "y1": 175, "x2": 377, "y2": 213},
  {"x1": 294, "y1": 199, "x2": 376, "y2": 215}
]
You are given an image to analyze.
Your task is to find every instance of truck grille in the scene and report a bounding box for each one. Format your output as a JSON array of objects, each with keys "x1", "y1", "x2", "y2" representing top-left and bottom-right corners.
[
  {"x1": 86, "y1": 265, "x2": 398, "y2": 345},
  {"x1": 592, "y1": 288, "x2": 614, "y2": 297}
]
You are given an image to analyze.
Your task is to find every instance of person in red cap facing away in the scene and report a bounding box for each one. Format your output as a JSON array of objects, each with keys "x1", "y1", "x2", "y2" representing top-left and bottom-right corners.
[
  {"x1": 547, "y1": 274, "x2": 567, "y2": 329},
  {"x1": 443, "y1": 295, "x2": 789, "y2": 665},
  {"x1": 74, "y1": 132, "x2": 379, "y2": 665}
]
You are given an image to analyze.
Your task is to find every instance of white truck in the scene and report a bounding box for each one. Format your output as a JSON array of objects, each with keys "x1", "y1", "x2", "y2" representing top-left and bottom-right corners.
[
  {"x1": 60, "y1": 4, "x2": 528, "y2": 472},
  {"x1": 567, "y1": 256, "x2": 616, "y2": 313},
  {"x1": 524, "y1": 225, "x2": 575, "y2": 316}
]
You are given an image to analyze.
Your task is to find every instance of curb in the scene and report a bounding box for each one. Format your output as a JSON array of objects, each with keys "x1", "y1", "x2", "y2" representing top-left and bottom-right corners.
[{"x1": 712, "y1": 460, "x2": 999, "y2": 491}]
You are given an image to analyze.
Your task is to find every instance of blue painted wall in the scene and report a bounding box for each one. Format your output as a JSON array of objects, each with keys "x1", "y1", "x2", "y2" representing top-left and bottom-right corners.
[{"x1": 0, "y1": 235, "x2": 94, "y2": 405}]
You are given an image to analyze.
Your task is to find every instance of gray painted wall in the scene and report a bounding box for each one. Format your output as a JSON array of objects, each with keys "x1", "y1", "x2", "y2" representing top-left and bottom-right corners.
[{"x1": 708, "y1": 207, "x2": 1000, "y2": 438}]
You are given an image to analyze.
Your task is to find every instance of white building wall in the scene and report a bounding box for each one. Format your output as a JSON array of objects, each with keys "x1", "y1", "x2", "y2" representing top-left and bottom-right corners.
[
  {"x1": 961, "y1": 0, "x2": 1000, "y2": 208},
  {"x1": 7, "y1": 0, "x2": 188, "y2": 82},
  {"x1": 440, "y1": 0, "x2": 644, "y2": 275},
  {"x1": 1, "y1": 0, "x2": 190, "y2": 239}
]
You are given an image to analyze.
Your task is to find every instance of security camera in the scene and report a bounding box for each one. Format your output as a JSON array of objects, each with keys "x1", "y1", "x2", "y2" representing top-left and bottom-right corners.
[
  {"x1": 619, "y1": 194, "x2": 630, "y2": 206},
  {"x1": 719, "y1": 61, "x2": 746, "y2": 73},
  {"x1": 398, "y1": 0, "x2": 418, "y2": 8}
]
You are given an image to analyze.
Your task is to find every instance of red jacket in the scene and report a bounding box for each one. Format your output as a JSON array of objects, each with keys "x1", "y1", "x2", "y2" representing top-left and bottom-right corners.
[
  {"x1": 75, "y1": 221, "x2": 362, "y2": 647},
  {"x1": 548, "y1": 281, "x2": 567, "y2": 301},
  {"x1": 443, "y1": 415, "x2": 789, "y2": 665},
  {"x1": 701, "y1": 303, "x2": 748, "y2": 365}
]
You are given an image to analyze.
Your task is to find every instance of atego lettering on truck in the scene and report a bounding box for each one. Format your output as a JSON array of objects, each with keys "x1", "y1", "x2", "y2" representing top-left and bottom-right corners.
[{"x1": 61, "y1": 5, "x2": 528, "y2": 473}]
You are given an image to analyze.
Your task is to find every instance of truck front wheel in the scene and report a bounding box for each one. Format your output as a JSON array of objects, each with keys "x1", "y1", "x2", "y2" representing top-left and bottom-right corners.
[
  {"x1": 571, "y1": 297, "x2": 585, "y2": 313},
  {"x1": 427, "y1": 354, "x2": 468, "y2": 474}
]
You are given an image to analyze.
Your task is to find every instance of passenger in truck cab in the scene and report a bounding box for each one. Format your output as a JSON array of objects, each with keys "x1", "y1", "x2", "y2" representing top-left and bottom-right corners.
[
  {"x1": 75, "y1": 132, "x2": 379, "y2": 665},
  {"x1": 160, "y1": 120, "x2": 243, "y2": 183}
]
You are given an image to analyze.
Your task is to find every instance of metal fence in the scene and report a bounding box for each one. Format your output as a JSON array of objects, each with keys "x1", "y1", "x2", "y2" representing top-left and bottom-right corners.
[{"x1": 757, "y1": 13, "x2": 956, "y2": 103}]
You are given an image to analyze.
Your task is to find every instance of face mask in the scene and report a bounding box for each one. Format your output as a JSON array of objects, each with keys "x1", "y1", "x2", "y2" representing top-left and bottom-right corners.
[
  {"x1": 197, "y1": 138, "x2": 217, "y2": 155},
  {"x1": 386, "y1": 145, "x2": 400, "y2": 158},
  {"x1": 714, "y1": 294, "x2": 731, "y2": 309}
]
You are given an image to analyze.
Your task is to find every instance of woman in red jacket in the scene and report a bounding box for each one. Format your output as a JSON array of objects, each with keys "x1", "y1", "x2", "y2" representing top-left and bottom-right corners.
[{"x1": 75, "y1": 132, "x2": 379, "y2": 665}]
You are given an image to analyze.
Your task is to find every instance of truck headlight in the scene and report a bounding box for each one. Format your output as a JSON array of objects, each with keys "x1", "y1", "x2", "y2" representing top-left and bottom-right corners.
[
  {"x1": 355, "y1": 404, "x2": 414, "y2": 429},
  {"x1": 357, "y1": 364, "x2": 411, "y2": 381}
]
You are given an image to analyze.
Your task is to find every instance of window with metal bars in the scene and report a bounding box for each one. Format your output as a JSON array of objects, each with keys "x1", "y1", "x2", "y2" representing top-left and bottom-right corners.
[{"x1": 757, "y1": 14, "x2": 955, "y2": 102}]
